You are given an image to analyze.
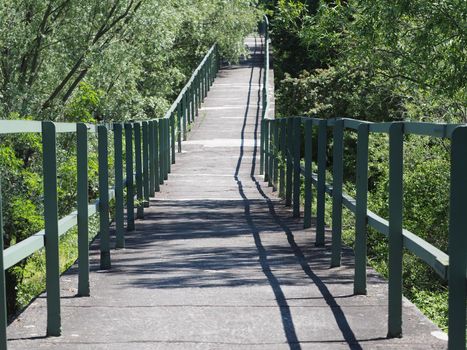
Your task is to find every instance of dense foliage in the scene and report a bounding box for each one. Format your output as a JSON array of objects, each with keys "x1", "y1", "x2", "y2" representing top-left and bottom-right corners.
[
  {"x1": 266, "y1": 0, "x2": 465, "y2": 331},
  {"x1": 0, "y1": 0, "x2": 260, "y2": 316}
]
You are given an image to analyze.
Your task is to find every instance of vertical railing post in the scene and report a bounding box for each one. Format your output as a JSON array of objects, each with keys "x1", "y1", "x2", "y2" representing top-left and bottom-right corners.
[
  {"x1": 204, "y1": 64, "x2": 208, "y2": 98},
  {"x1": 113, "y1": 123, "x2": 125, "y2": 248},
  {"x1": 285, "y1": 118, "x2": 293, "y2": 206},
  {"x1": 125, "y1": 123, "x2": 134, "y2": 232},
  {"x1": 264, "y1": 120, "x2": 270, "y2": 182},
  {"x1": 165, "y1": 119, "x2": 169, "y2": 179},
  {"x1": 142, "y1": 121, "x2": 150, "y2": 207},
  {"x1": 154, "y1": 120, "x2": 161, "y2": 187},
  {"x1": 354, "y1": 123, "x2": 369, "y2": 295},
  {"x1": 273, "y1": 118, "x2": 279, "y2": 188},
  {"x1": 77, "y1": 123, "x2": 90, "y2": 296},
  {"x1": 292, "y1": 117, "x2": 301, "y2": 218},
  {"x1": 260, "y1": 119, "x2": 265, "y2": 175},
  {"x1": 279, "y1": 118, "x2": 286, "y2": 198},
  {"x1": 448, "y1": 126, "x2": 467, "y2": 350},
  {"x1": 148, "y1": 120, "x2": 156, "y2": 196},
  {"x1": 303, "y1": 118, "x2": 313, "y2": 228},
  {"x1": 0, "y1": 178, "x2": 6, "y2": 349},
  {"x1": 134, "y1": 122, "x2": 144, "y2": 219},
  {"x1": 182, "y1": 92, "x2": 188, "y2": 141},
  {"x1": 166, "y1": 119, "x2": 171, "y2": 174},
  {"x1": 387, "y1": 122, "x2": 404, "y2": 338},
  {"x1": 331, "y1": 119, "x2": 344, "y2": 267},
  {"x1": 161, "y1": 119, "x2": 168, "y2": 181},
  {"x1": 187, "y1": 86, "x2": 192, "y2": 125},
  {"x1": 98, "y1": 125, "x2": 111, "y2": 270},
  {"x1": 171, "y1": 114, "x2": 176, "y2": 164},
  {"x1": 268, "y1": 120, "x2": 274, "y2": 187},
  {"x1": 42, "y1": 121, "x2": 61, "y2": 336},
  {"x1": 190, "y1": 85, "x2": 195, "y2": 123},
  {"x1": 197, "y1": 73, "x2": 201, "y2": 110},
  {"x1": 177, "y1": 102, "x2": 182, "y2": 153},
  {"x1": 201, "y1": 66, "x2": 205, "y2": 101},
  {"x1": 316, "y1": 119, "x2": 327, "y2": 246},
  {"x1": 157, "y1": 120, "x2": 164, "y2": 183}
]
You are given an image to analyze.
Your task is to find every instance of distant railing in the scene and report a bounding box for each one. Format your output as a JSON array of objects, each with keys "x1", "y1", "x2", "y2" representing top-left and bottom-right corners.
[
  {"x1": 0, "y1": 44, "x2": 220, "y2": 348},
  {"x1": 259, "y1": 17, "x2": 465, "y2": 350}
]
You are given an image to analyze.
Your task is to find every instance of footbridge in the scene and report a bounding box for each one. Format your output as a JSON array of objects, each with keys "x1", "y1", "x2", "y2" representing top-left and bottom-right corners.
[{"x1": 0, "y1": 19, "x2": 465, "y2": 350}]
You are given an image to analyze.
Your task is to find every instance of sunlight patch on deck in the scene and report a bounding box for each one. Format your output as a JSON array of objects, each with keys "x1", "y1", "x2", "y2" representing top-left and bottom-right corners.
[{"x1": 183, "y1": 139, "x2": 256, "y2": 147}]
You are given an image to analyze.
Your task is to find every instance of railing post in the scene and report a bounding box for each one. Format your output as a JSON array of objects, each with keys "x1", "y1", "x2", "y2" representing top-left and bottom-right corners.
[
  {"x1": 264, "y1": 120, "x2": 270, "y2": 182},
  {"x1": 125, "y1": 123, "x2": 134, "y2": 232},
  {"x1": 142, "y1": 121, "x2": 150, "y2": 207},
  {"x1": 171, "y1": 113, "x2": 176, "y2": 164},
  {"x1": 166, "y1": 119, "x2": 171, "y2": 174},
  {"x1": 113, "y1": 123, "x2": 125, "y2": 248},
  {"x1": 77, "y1": 123, "x2": 90, "y2": 297},
  {"x1": 0, "y1": 168, "x2": 8, "y2": 349},
  {"x1": 387, "y1": 122, "x2": 404, "y2": 338},
  {"x1": 190, "y1": 85, "x2": 195, "y2": 123},
  {"x1": 331, "y1": 119, "x2": 344, "y2": 267},
  {"x1": 316, "y1": 119, "x2": 327, "y2": 246},
  {"x1": 148, "y1": 120, "x2": 156, "y2": 196},
  {"x1": 285, "y1": 118, "x2": 293, "y2": 206},
  {"x1": 154, "y1": 120, "x2": 161, "y2": 187},
  {"x1": 201, "y1": 66, "x2": 205, "y2": 101},
  {"x1": 354, "y1": 123, "x2": 369, "y2": 295},
  {"x1": 268, "y1": 120, "x2": 274, "y2": 187},
  {"x1": 260, "y1": 119, "x2": 265, "y2": 175},
  {"x1": 273, "y1": 118, "x2": 279, "y2": 188},
  {"x1": 279, "y1": 118, "x2": 286, "y2": 198},
  {"x1": 42, "y1": 121, "x2": 61, "y2": 336},
  {"x1": 303, "y1": 119, "x2": 313, "y2": 228},
  {"x1": 292, "y1": 117, "x2": 301, "y2": 218},
  {"x1": 134, "y1": 122, "x2": 144, "y2": 219},
  {"x1": 448, "y1": 126, "x2": 467, "y2": 350},
  {"x1": 98, "y1": 125, "x2": 111, "y2": 270},
  {"x1": 204, "y1": 64, "x2": 208, "y2": 98},
  {"x1": 182, "y1": 92, "x2": 188, "y2": 141},
  {"x1": 177, "y1": 102, "x2": 182, "y2": 153},
  {"x1": 158, "y1": 120, "x2": 165, "y2": 183},
  {"x1": 197, "y1": 73, "x2": 201, "y2": 110},
  {"x1": 162, "y1": 118, "x2": 166, "y2": 180}
]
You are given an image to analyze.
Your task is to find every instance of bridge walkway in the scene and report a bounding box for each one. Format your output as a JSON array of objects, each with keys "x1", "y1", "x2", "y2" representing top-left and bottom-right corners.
[{"x1": 6, "y1": 36, "x2": 446, "y2": 350}]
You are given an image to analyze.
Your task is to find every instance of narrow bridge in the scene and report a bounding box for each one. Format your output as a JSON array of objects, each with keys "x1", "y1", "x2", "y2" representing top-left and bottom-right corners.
[{"x1": 1, "y1": 26, "x2": 465, "y2": 350}]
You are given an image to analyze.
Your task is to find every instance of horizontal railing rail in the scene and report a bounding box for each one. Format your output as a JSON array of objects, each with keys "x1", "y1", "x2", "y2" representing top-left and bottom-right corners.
[
  {"x1": 0, "y1": 44, "x2": 220, "y2": 348},
  {"x1": 260, "y1": 16, "x2": 464, "y2": 350}
]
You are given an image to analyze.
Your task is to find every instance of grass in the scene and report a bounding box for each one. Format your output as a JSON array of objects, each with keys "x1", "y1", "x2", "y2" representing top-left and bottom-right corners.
[{"x1": 14, "y1": 214, "x2": 100, "y2": 312}]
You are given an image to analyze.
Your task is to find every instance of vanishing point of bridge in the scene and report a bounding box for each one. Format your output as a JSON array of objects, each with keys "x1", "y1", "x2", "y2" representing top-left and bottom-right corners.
[{"x1": 2, "y1": 29, "x2": 464, "y2": 349}]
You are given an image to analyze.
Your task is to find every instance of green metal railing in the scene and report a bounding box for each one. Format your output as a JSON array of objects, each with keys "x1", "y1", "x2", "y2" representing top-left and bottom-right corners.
[
  {"x1": 0, "y1": 44, "x2": 219, "y2": 349},
  {"x1": 259, "y1": 16, "x2": 465, "y2": 349}
]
